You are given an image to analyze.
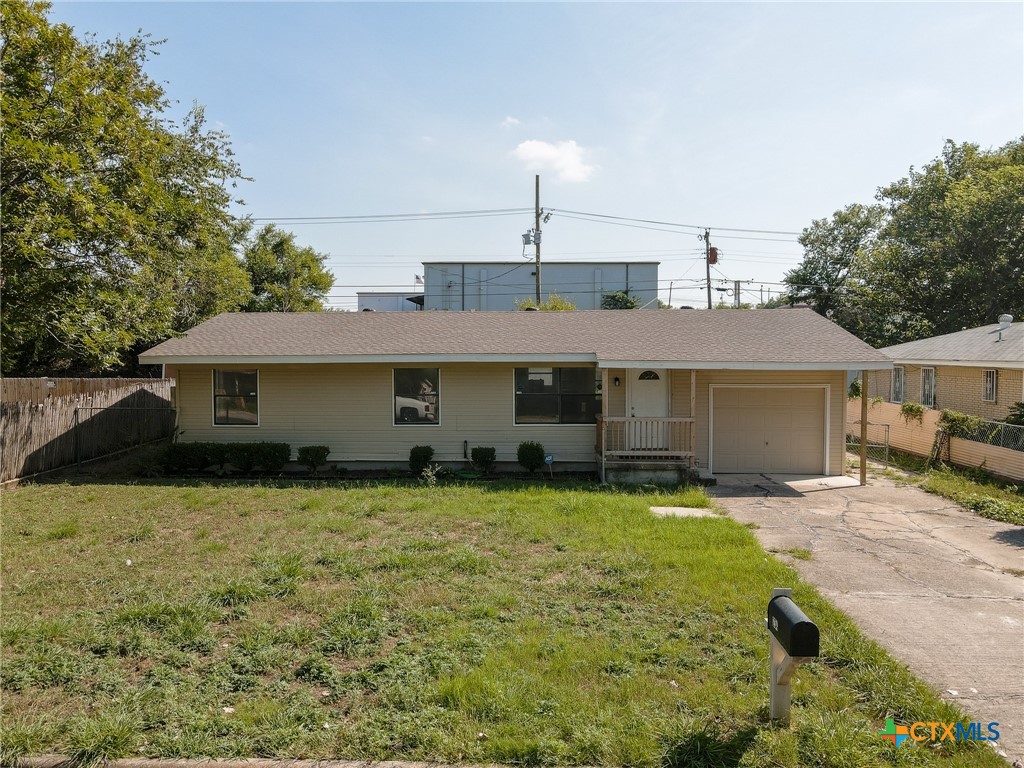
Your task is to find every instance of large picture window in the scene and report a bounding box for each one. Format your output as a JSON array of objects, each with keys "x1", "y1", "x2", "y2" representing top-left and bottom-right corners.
[
  {"x1": 514, "y1": 367, "x2": 601, "y2": 424},
  {"x1": 394, "y1": 368, "x2": 439, "y2": 425},
  {"x1": 213, "y1": 370, "x2": 259, "y2": 426}
]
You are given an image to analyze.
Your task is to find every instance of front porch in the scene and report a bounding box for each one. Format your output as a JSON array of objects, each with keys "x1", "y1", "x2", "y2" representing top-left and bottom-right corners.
[
  {"x1": 595, "y1": 414, "x2": 698, "y2": 483},
  {"x1": 596, "y1": 367, "x2": 698, "y2": 483}
]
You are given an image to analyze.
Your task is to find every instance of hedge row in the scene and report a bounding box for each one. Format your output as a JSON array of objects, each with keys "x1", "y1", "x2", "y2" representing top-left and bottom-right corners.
[{"x1": 165, "y1": 442, "x2": 291, "y2": 473}]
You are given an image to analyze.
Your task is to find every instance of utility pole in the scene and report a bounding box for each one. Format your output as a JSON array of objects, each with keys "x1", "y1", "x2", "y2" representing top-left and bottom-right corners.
[
  {"x1": 734, "y1": 280, "x2": 741, "y2": 308},
  {"x1": 534, "y1": 174, "x2": 542, "y2": 304},
  {"x1": 703, "y1": 228, "x2": 712, "y2": 309}
]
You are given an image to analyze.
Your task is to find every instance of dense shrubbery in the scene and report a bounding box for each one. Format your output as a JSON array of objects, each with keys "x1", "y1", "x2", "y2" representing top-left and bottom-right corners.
[{"x1": 165, "y1": 442, "x2": 290, "y2": 473}]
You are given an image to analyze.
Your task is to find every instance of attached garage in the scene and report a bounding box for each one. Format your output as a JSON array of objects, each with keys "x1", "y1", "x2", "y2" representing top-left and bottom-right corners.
[{"x1": 711, "y1": 385, "x2": 828, "y2": 474}]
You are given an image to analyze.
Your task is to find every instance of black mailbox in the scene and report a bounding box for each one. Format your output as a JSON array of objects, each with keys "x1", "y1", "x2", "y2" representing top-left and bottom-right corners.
[{"x1": 767, "y1": 595, "x2": 819, "y2": 657}]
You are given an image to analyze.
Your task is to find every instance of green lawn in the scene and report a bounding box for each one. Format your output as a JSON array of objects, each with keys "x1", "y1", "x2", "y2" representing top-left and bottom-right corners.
[{"x1": 1, "y1": 480, "x2": 1002, "y2": 767}]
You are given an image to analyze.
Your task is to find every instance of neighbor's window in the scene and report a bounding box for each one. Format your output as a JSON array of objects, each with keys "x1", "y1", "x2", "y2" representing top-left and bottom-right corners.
[
  {"x1": 514, "y1": 367, "x2": 601, "y2": 424},
  {"x1": 891, "y1": 366, "x2": 905, "y2": 404},
  {"x1": 921, "y1": 368, "x2": 936, "y2": 408},
  {"x1": 213, "y1": 370, "x2": 259, "y2": 426},
  {"x1": 394, "y1": 368, "x2": 439, "y2": 425},
  {"x1": 983, "y1": 369, "x2": 998, "y2": 402}
]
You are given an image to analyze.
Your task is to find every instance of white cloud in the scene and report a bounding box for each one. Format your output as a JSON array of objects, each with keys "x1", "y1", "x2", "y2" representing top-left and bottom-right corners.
[
  {"x1": 513, "y1": 139, "x2": 596, "y2": 183},
  {"x1": 500, "y1": 116, "x2": 521, "y2": 128}
]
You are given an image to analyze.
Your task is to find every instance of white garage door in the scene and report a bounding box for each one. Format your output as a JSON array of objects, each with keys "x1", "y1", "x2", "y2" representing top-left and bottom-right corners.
[{"x1": 712, "y1": 387, "x2": 826, "y2": 474}]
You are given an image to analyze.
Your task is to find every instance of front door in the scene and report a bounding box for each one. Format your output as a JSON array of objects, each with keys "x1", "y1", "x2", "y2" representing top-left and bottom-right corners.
[{"x1": 628, "y1": 369, "x2": 669, "y2": 450}]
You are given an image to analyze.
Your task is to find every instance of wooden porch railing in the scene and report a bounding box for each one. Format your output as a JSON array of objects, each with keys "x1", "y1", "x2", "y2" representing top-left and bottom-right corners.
[{"x1": 596, "y1": 415, "x2": 696, "y2": 460}]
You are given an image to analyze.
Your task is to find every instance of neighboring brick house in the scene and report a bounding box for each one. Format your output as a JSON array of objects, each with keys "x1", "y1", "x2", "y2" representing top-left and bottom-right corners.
[{"x1": 868, "y1": 322, "x2": 1023, "y2": 421}]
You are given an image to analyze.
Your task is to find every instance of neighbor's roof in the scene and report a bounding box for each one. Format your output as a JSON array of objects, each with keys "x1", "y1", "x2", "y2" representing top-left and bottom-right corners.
[
  {"x1": 140, "y1": 309, "x2": 892, "y2": 370},
  {"x1": 881, "y1": 323, "x2": 1024, "y2": 369}
]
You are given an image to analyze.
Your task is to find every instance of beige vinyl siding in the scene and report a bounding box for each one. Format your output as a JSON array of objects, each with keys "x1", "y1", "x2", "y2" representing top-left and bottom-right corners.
[
  {"x1": 606, "y1": 369, "x2": 627, "y2": 417},
  {"x1": 175, "y1": 363, "x2": 598, "y2": 464},
  {"x1": 670, "y1": 370, "x2": 692, "y2": 417},
  {"x1": 693, "y1": 370, "x2": 847, "y2": 475}
]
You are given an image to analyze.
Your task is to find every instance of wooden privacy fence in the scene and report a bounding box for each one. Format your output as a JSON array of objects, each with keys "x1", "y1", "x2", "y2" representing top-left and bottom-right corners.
[
  {"x1": 1, "y1": 381, "x2": 175, "y2": 482},
  {"x1": 847, "y1": 399, "x2": 1024, "y2": 482},
  {"x1": 0, "y1": 377, "x2": 167, "y2": 404}
]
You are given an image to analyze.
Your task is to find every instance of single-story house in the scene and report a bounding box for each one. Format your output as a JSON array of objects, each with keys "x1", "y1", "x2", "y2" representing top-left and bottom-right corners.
[
  {"x1": 139, "y1": 309, "x2": 892, "y2": 481},
  {"x1": 869, "y1": 321, "x2": 1023, "y2": 421}
]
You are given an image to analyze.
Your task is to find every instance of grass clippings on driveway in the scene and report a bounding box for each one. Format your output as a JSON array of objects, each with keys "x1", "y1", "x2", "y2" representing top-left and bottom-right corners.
[{"x1": 1, "y1": 480, "x2": 1003, "y2": 767}]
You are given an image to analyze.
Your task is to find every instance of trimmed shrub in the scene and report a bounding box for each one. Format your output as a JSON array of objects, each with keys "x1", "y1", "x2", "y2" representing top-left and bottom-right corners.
[
  {"x1": 409, "y1": 445, "x2": 434, "y2": 474},
  {"x1": 227, "y1": 442, "x2": 290, "y2": 472},
  {"x1": 517, "y1": 441, "x2": 545, "y2": 473},
  {"x1": 297, "y1": 445, "x2": 331, "y2": 474},
  {"x1": 471, "y1": 446, "x2": 497, "y2": 474},
  {"x1": 166, "y1": 442, "x2": 290, "y2": 473},
  {"x1": 165, "y1": 442, "x2": 227, "y2": 472}
]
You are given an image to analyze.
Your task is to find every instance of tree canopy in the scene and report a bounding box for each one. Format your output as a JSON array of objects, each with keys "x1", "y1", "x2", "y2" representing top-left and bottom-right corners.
[
  {"x1": 1, "y1": 0, "x2": 251, "y2": 374},
  {"x1": 241, "y1": 225, "x2": 334, "y2": 312},
  {"x1": 783, "y1": 139, "x2": 1024, "y2": 347}
]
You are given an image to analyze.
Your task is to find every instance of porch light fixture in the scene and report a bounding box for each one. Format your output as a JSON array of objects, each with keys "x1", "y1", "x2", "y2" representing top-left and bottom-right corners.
[{"x1": 613, "y1": 377, "x2": 621, "y2": 387}]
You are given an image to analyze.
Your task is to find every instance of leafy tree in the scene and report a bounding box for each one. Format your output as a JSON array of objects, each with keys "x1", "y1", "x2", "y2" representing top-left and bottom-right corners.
[
  {"x1": 866, "y1": 139, "x2": 1024, "y2": 343},
  {"x1": 1, "y1": 0, "x2": 251, "y2": 374},
  {"x1": 784, "y1": 139, "x2": 1024, "y2": 347},
  {"x1": 600, "y1": 291, "x2": 639, "y2": 309},
  {"x1": 241, "y1": 225, "x2": 334, "y2": 312},
  {"x1": 784, "y1": 204, "x2": 883, "y2": 318},
  {"x1": 515, "y1": 293, "x2": 576, "y2": 311}
]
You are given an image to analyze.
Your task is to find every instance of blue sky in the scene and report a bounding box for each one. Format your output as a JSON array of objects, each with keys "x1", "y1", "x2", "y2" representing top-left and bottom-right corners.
[{"x1": 52, "y1": 2, "x2": 1024, "y2": 309}]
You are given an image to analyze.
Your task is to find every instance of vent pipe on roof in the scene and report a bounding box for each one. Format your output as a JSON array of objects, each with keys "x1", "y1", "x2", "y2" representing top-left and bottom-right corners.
[{"x1": 988, "y1": 313, "x2": 1014, "y2": 342}]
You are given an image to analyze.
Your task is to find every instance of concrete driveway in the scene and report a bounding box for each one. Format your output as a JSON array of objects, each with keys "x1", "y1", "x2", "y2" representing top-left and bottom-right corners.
[{"x1": 711, "y1": 472, "x2": 1024, "y2": 763}]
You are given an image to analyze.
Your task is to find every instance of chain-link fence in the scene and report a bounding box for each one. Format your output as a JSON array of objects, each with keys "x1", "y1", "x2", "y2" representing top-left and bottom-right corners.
[
  {"x1": 954, "y1": 420, "x2": 1024, "y2": 453},
  {"x1": 846, "y1": 421, "x2": 890, "y2": 468}
]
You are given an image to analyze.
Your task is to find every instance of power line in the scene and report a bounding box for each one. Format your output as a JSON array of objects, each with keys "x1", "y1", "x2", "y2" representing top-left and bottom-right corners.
[
  {"x1": 250, "y1": 208, "x2": 532, "y2": 224},
  {"x1": 549, "y1": 208, "x2": 803, "y2": 236}
]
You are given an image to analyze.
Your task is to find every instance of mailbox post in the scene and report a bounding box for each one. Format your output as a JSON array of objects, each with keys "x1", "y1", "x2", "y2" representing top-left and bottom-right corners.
[{"x1": 767, "y1": 587, "x2": 819, "y2": 723}]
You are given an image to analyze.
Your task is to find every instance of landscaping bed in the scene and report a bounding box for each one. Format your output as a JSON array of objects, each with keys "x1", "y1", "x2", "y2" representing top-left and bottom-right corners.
[{"x1": 1, "y1": 480, "x2": 1001, "y2": 767}]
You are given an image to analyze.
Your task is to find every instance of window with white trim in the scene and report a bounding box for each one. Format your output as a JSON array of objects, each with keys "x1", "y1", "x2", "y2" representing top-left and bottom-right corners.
[
  {"x1": 891, "y1": 366, "x2": 905, "y2": 404},
  {"x1": 514, "y1": 367, "x2": 601, "y2": 424},
  {"x1": 921, "y1": 368, "x2": 936, "y2": 408},
  {"x1": 394, "y1": 368, "x2": 439, "y2": 425},
  {"x1": 213, "y1": 370, "x2": 259, "y2": 425},
  {"x1": 983, "y1": 369, "x2": 998, "y2": 402}
]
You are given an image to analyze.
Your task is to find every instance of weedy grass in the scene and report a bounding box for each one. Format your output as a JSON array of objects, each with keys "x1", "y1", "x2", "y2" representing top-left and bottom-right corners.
[{"x1": 1, "y1": 480, "x2": 1003, "y2": 767}]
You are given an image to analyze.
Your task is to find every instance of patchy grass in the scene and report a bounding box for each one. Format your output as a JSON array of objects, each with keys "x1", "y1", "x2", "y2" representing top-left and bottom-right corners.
[
  {"x1": 1, "y1": 480, "x2": 1002, "y2": 767},
  {"x1": 770, "y1": 547, "x2": 814, "y2": 561}
]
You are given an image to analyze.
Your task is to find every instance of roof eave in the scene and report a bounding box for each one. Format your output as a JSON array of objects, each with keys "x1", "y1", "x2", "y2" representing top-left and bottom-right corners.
[
  {"x1": 137, "y1": 353, "x2": 599, "y2": 366},
  {"x1": 596, "y1": 360, "x2": 893, "y2": 371},
  {"x1": 886, "y1": 358, "x2": 1024, "y2": 369}
]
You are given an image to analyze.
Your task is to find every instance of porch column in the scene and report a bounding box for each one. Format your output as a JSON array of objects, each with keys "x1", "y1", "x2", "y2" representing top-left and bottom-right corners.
[
  {"x1": 860, "y1": 371, "x2": 868, "y2": 486},
  {"x1": 690, "y1": 369, "x2": 696, "y2": 458}
]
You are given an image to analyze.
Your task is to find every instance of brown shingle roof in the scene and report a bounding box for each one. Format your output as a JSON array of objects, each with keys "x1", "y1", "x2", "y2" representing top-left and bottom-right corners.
[{"x1": 139, "y1": 309, "x2": 892, "y2": 369}]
